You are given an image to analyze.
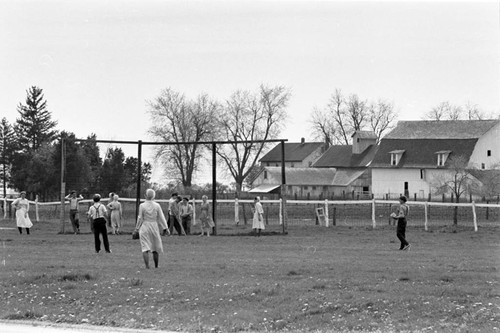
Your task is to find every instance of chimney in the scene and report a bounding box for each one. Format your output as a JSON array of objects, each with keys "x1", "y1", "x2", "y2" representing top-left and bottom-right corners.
[{"x1": 352, "y1": 131, "x2": 377, "y2": 154}]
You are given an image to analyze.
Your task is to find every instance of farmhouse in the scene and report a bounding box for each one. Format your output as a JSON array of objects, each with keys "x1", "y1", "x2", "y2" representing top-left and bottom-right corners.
[
  {"x1": 258, "y1": 138, "x2": 327, "y2": 168},
  {"x1": 370, "y1": 120, "x2": 500, "y2": 200},
  {"x1": 313, "y1": 130, "x2": 378, "y2": 198},
  {"x1": 249, "y1": 166, "x2": 336, "y2": 198},
  {"x1": 249, "y1": 131, "x2": 378, "y2": 199}
]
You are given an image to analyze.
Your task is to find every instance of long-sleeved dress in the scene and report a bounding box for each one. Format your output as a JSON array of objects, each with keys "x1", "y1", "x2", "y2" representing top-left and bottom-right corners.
[
  {"x1": 107, "y1": 201, "x2": 122, "y2": 229},
  {"x1": 252, "y1": 201, "x2": 265, "y2": 230},
  {"x1": 12, "y1": 198, "x2": 33, "y2": 228},
  {"x1": 200, "y1": 202, "x2": 215, "y2": 228},
  {"x1": 137, "y1": 200, "x2": 168, "y2": 253}
]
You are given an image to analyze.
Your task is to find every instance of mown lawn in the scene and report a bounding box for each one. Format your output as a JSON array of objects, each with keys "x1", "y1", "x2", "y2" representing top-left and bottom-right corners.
[{"x1": 0, "y1": 219, "x2": 499, "y2": 332}]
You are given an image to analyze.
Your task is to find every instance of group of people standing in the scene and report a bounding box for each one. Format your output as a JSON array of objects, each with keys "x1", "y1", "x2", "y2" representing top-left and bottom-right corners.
[{"x1": 165, "y1": 192, "x2": 215, "y2": 236}]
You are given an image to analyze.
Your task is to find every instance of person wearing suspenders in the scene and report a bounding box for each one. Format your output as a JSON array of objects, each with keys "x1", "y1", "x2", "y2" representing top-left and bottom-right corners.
[
  {"x1": 392, "y1": 195, "x2": 411, "y2": 251},
  {"x1": 87, "y1": 194, "x2": 111, "y2": 253}
]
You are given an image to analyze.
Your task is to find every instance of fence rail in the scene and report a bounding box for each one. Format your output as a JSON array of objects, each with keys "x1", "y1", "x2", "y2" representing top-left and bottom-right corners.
[{"x1": 2, "y1": 197, "x2": 499, "y2": 232}]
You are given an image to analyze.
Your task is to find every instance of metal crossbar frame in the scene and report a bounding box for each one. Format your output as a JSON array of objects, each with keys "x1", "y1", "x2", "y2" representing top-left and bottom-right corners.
[{"x1": 62, "y1": 138, "x2": 289, "y2": 235}]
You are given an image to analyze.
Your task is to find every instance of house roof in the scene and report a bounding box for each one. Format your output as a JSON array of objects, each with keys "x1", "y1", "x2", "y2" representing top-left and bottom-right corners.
[
  {"x1": 469, "y1": 169, "x2": 500, "y2": 185},
  {"x1": 371, "y1": 139, "x2": 478, "y2": 168},
  {"x1": 313, "y1": 144, "x2": 378, "y2": 168},
  {"x1": 332, "y1": 169, "x2": 367, "y2": 186},
  {"x1": 263, "y1": 167, "x2": 337, "y2": 185},
  {"x1": 384, "y1": 120, "x2": 499, "y2": 140},
  {"x1": 259, "y1": 142, "x2": 325, "y2": 163}
]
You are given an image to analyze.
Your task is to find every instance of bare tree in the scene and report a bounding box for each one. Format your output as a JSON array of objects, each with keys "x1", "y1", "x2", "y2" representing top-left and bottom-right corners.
[
  {"x1": 431, "y1": 155, "x2": 475, "y2": 225},
  {"x1": 214, "y1": 84, "x2": 290, "y2": 193},
  {"x1": 310, "y1": 106, "x2": 335, "y2": 146},
  {"x1": 309, "y1": 88, "x2": 397, "y2": 145},
  {"x1": 148, "y1": 88, "x2": 220, "y2": 188},
  {"x1": 422, "y1": 101, "x2": 499, "y2": 121},
  {"x1": 368, "y1": 99, "x2": 398, "y2": 143}
]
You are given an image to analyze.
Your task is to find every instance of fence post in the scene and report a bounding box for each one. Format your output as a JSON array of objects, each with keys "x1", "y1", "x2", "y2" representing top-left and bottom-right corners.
[
  {"x1": 192, "y1": 197, "x2": 196, "y2": 227},
  {"x1": 279, "y1": 198, "x2": 283, "y2": 225},
  {"x1": 472, "y1": 201, "x2": 478, "y2": 232},
  {"x1": 424, "y1": 202, "x2": 428, "y2": 231},
  {"x1": 324, "y1": 199, "x2": 329, "y2": 227},
  {"x1": 332, "y1": 207, "x2": 336, "y2": 226},
  {"x1": 372, "y1": 198, "x2": 376, "y2": 229},
  {"x1": 35, "y1": 195, "x2": 40, "y2": 222},
  {"x1": 235, "y1": 198, "x2": 239, "y2": 224},
  {"x1": 2, "y1": 197, "x2": 6, "y2": 219}
]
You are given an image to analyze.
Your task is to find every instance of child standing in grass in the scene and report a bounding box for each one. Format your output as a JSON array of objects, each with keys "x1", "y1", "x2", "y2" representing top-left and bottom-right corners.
[
  {"x1": 391, "y1": 195, "x2": 410, "y2": 251},
  {"x1": 88, "y1": 194, "x2": 111, "y2": 253}
]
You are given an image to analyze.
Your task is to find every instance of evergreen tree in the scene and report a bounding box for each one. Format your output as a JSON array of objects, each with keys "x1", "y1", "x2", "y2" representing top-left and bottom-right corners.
[
  {"x1": 80, "y1": 134, "x2": 103, "y2": 196},
  {"x1": 101, "y1": 147, "x2": 125, "y2": 196},
  {"x1": 15, "y1": 86, "x2": 58, "y2": 152},
  {"x1": 0, "y1": 118, "x2": 17, "y2": 197}
]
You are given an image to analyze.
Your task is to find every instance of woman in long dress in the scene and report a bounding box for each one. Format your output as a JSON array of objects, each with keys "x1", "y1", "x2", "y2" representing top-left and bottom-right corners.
[
  {"x1": 107, "y1": 194, "x2": 123, "y2": 234},
  {"x1": 135, "y1": 189, "x2": 170, "y2": 269},
  {"x1": 199, "y1": 195, "x2": 214, "y2": 237},
  {"x1": 252, "y1": 196, "x2": 265, "y2": 236},
  {"x1": 11, "y1": 191, "x2": 33, "y2": 234}
]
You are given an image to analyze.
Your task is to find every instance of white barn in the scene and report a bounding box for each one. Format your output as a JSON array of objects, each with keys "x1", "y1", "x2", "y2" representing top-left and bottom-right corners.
[{"x1": 370, "y1": 120, "x2": 500, "y2": 199}]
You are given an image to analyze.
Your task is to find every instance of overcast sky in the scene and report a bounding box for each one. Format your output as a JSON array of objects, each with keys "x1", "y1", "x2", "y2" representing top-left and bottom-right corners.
[{"x1": 1, "y1": 0, "x2": 499, "y2": 182}]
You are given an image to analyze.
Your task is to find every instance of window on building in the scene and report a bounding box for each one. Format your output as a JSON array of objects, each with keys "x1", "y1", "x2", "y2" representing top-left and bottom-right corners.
[
  {"x1": 264, "y1": 171, "x2": 267, "y2": 179},
  {"x1": 304, "y1": 186, "x2": 309, "y2": 190},
  {"x1": 291, "y1": 163, "x2": 294, "y2": 168},
  {"x1": 436, "y1": 151, "x2": 451, "y2": 166},
  {"x1": 487, "y1": 150, "x2": 491, "y2": 157},
  {"x1": 481, "y1": 163, "x2": 485, "y2": 170},
  {"x1": 389, "y1": 150, "x2": 404, "y2": 166},
  {"x1": 312, "y1": 186, "x2": 316, "y2": 190},
  {"x1": 420, "y1": 169, "x2": 425, "y2": 179}
]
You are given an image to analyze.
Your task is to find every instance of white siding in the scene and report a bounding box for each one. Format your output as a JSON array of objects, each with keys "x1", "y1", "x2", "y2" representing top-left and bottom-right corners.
[
  {"x1": 469, "y1": 122, "x2": 500, "y2": 169},
  {"x1": 372, "y1": 168, "x2": 432, "y2": 198}
]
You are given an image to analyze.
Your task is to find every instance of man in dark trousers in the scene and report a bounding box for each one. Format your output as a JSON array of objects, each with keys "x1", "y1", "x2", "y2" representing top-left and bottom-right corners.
[
  {"x1": 168, "y1": 193, "x2": 184, "y2": 235},
  {"x1": 87, "y1": 194, "x2": 111, "y2": 253}
]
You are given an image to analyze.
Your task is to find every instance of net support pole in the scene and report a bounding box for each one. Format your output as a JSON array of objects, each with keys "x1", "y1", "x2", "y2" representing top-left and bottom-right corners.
[
  {"x1": 212, "y1": 143, "x2": 217, "y2": 235},
  {"x1": 135, "y1": 140, "x2": 142, "y2": 221},
  {"x1": 280, "y1": 140, "x2": 287, "y2": 234},
  {"x1": 472, "y1": 201, "x2": 478, "y2": 232}
]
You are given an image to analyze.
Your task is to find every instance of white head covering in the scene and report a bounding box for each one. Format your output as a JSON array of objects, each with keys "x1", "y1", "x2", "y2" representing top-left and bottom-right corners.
[{"x1": 145, "y1": 189, "x2": 155, "y2": 200}]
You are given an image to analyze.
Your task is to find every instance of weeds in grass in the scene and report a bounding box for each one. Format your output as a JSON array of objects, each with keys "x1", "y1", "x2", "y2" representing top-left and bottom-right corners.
[
  {"x1": 58, "y1": 272, "x2": 94, "y2": 282},
  {"x1": 4, "y1": 310, "x2": 42, "y2": 320},
  {"x1": 130, "y1": 278, "x2": 143, "y2": 286}
]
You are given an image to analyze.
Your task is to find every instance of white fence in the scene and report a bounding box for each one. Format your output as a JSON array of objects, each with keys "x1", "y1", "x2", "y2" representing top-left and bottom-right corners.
[{"x1": 2, "y1": 197, "x2": 499, "y2": 232}]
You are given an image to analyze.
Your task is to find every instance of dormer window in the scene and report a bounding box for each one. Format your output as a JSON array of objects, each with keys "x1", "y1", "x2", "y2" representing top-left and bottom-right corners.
[
  {"x1": 435, "y1": 150, "x2": 451, "y2": 167},
  {"x1": 389, "y1": 150, "x2": 405, "y2": 166}
]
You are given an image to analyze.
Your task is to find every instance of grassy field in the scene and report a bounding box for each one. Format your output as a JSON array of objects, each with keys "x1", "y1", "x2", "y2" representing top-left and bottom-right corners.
[{"x1": 0, "y1": 219, "x2": 499, "y2": 333}]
